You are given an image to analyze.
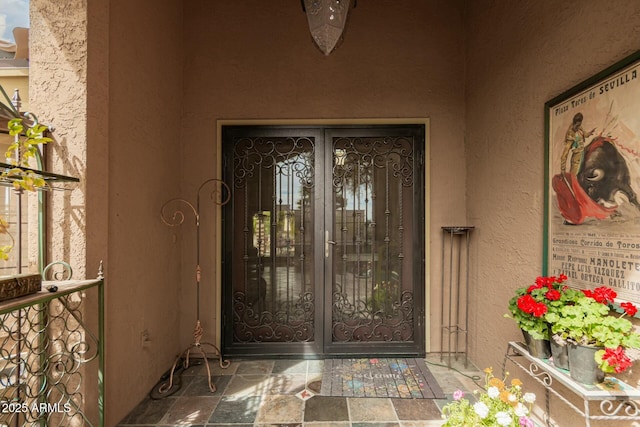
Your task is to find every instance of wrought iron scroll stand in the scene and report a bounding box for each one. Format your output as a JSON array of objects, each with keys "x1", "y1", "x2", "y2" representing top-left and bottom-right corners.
[{"x1": 159, "y1": 178, "x2": 231, "y2": 394}]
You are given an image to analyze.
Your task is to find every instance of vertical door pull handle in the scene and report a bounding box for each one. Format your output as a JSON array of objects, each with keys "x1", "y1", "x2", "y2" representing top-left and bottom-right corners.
[{"x1": 325, "y1": 231, "x2": 336, "y2": 258}]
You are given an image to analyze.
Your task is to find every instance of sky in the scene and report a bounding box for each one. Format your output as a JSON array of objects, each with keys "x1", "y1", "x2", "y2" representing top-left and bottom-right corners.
[{"x1": 0, "y1": 0, "x2": 28, "y2": 43}]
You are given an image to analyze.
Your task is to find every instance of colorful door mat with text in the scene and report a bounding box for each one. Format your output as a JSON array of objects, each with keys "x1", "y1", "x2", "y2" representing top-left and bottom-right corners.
[{"x1": 320, "y1": 358, "x2": 445, "y2": 399}]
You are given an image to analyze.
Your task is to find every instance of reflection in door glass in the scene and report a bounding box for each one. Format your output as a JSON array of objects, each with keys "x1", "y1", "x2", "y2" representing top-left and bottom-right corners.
[
  {"x1": 252, "y1": 211, "x2": 271, "y2": 257},
  {"x1": 223, "y1": 125, "x2": 424, "y2": 356},
  {"x1": 231, "y1": 136, "x2": 316, "y2": 343},
  {"x1": 332, "y1": 136, "x2": 415, "y2": 343}
]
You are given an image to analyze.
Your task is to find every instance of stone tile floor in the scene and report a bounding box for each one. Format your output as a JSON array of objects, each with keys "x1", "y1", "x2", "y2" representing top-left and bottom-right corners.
[{"x1": 117, "y1": 354, "x2": 482, "y2": 427}]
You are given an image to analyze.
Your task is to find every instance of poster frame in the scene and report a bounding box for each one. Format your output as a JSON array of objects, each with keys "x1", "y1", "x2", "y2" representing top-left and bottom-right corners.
[{"x1": 544, "y1": 50, "x2": 640, "y2": 303}]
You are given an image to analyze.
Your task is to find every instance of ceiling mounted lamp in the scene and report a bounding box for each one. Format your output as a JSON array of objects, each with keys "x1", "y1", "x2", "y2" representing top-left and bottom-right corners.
[{"x1": 302, "y1": 0, "x2": 355, "y2": 56}]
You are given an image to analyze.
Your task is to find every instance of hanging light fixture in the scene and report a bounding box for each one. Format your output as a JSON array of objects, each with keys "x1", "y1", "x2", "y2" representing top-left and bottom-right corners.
[{"x1": 303, "y1": 0, "x2": 353, "y2": 55}]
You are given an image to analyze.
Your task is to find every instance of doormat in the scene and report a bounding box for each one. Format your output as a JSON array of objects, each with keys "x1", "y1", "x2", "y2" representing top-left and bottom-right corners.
[{"x1": 320, "y1": 358, "x2": 444, "y2": 399}]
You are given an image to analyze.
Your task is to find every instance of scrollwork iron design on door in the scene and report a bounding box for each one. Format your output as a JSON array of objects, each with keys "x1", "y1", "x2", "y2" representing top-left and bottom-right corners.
[
  {"x1": 330, "y1": 136, "x2": 416, "y2": 343},
  {"x1": 223, "y1": 125, "x2": 425, "y2": 356},
  {"x1": 231, "y1": 136, "x2": 316, "y2": 343}
]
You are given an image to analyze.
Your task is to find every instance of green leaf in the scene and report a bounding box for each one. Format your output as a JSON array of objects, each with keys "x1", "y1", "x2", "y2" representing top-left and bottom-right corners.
[{"x1": 622, "y1": 333, "x2": 640, "y2": 349}]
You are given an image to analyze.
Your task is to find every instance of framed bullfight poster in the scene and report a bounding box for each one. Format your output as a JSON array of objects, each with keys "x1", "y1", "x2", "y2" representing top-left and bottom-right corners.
[{"x1": 545, "y1": 51, "x2": 640, "y2": 304}]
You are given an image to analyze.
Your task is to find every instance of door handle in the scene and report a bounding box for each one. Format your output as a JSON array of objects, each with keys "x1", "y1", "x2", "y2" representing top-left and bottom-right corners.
[{"x1": 325, "y1": 230, "x2": 336, "y2": 258}]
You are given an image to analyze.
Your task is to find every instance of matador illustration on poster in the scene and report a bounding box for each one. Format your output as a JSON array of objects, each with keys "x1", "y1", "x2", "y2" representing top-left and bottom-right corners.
[
  {"x1": 547, "y1": 53, "x2": 640, "y2": 303},
  {"x1": 552, "y1": 111, "x2": 640, "y2": 225}
]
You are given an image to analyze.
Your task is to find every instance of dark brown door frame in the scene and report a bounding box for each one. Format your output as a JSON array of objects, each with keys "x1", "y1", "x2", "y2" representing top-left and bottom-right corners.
[{"x1": 220, "y1": 124, "x2": 426, "y2": 358}]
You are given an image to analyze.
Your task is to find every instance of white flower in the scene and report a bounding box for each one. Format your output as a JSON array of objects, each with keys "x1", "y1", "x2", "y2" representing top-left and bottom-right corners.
[
  {"x1": 487, "y1": 386, "x2": 500, "y2": 398},
  {"x1": 473, "y1": 401, "x2": 489, "y2": 419},
  {"x1": 523, "y1": 392, "x2": 536, "y2": 403},
  {"x1": 515, "y1": 402, "x2": 529, "y2": 417},
  {"x1": 496, "y1": 411, "x2": 512, "y2": 426}
]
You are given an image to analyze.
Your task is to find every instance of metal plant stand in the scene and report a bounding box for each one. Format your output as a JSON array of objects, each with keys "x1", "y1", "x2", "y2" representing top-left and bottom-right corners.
[
  {"x1": 440, "y1": 226, "x2": 474, "y2": 368},
  {"x1": 504, "y1": 341, "x2": 640, "y2": 426},
  {"x1": 159, "y1": 179, "x2": 231, "y2": 394}
]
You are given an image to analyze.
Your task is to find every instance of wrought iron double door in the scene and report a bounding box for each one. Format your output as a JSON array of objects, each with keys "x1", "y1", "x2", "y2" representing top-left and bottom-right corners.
[{"x1": 221, "y1": 125, "x2": 425, "y2": 357}]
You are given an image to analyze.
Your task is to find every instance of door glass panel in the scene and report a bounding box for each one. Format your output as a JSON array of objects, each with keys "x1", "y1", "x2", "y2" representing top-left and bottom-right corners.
[
  {"x1": 230, "y1": 136, "x2": 316, "y2": 343},
  {"x1": 331, "y1": 136, "x2": 415, "y2": 343}
]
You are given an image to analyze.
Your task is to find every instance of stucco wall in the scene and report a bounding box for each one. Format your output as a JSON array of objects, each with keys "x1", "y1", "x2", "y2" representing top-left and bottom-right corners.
[
  {"x1": 465, "y1": 1, "x2": 640, "y2": 425},
  {"x1": 181, "y1": 0, "x2": 467, "y2": 354},
  {"x1": 106, "y1": 1, "x2": 184, "y2": 424},
  {"x1": 30, "y1": 0, "x2": 88, "y2": 274},
  {"x1": 31, "y1": 0, "x2": 184, "y2": 424}
]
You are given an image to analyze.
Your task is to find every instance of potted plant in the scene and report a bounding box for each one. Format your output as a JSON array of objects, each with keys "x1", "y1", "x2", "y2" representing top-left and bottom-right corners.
[
  {"x1": 541, "y1": 286, "x2": 586, "y2": 369},
  {"x1": 505, "y1": 274, "x2": 570, "y2": 358},
  {"x1": 442, "y1": 367, "x2": 537, "y2": 427},
  {"x1": 545, "y1": 286, "x2": 640, "y2": 384}
]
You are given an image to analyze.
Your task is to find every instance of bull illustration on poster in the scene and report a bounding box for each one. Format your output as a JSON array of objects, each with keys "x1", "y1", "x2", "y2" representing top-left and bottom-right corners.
[{"x1": 546, "y1": 51, "x2": 640, "y2": 303}]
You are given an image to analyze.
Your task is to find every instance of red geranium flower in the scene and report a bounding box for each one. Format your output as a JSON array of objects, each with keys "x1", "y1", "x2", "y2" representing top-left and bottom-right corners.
[
  {"x1": 545, "y1": 289, "x2": 561, "y2": 301},
  {"x1": 517, "y1": 294, "x2": 536, "y2": 313},
  {"x1": 531, "y1": 302, "x2": 548, "y2": 317},
  {"x1": 534, "y1": 276, "x2": 547, "y2": 287},
  {"x1": 516, "y1": 295, "x2": 548, "y2": 317},
  {"x1": 584, "y1": 286, "x2": 617, "y2": 304},
  {"x1": 527, "y1": 283, "x2": 544, "y2": 293},
  {"x1": 621, "y1": 302, "x2": 638, "y2": 317},
  {"x1": 602, "y1": 346, "x2": 633, "y2": 373},
  {"x1": 536, "y1": 276, "x2": 555, "y2": 288}
]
